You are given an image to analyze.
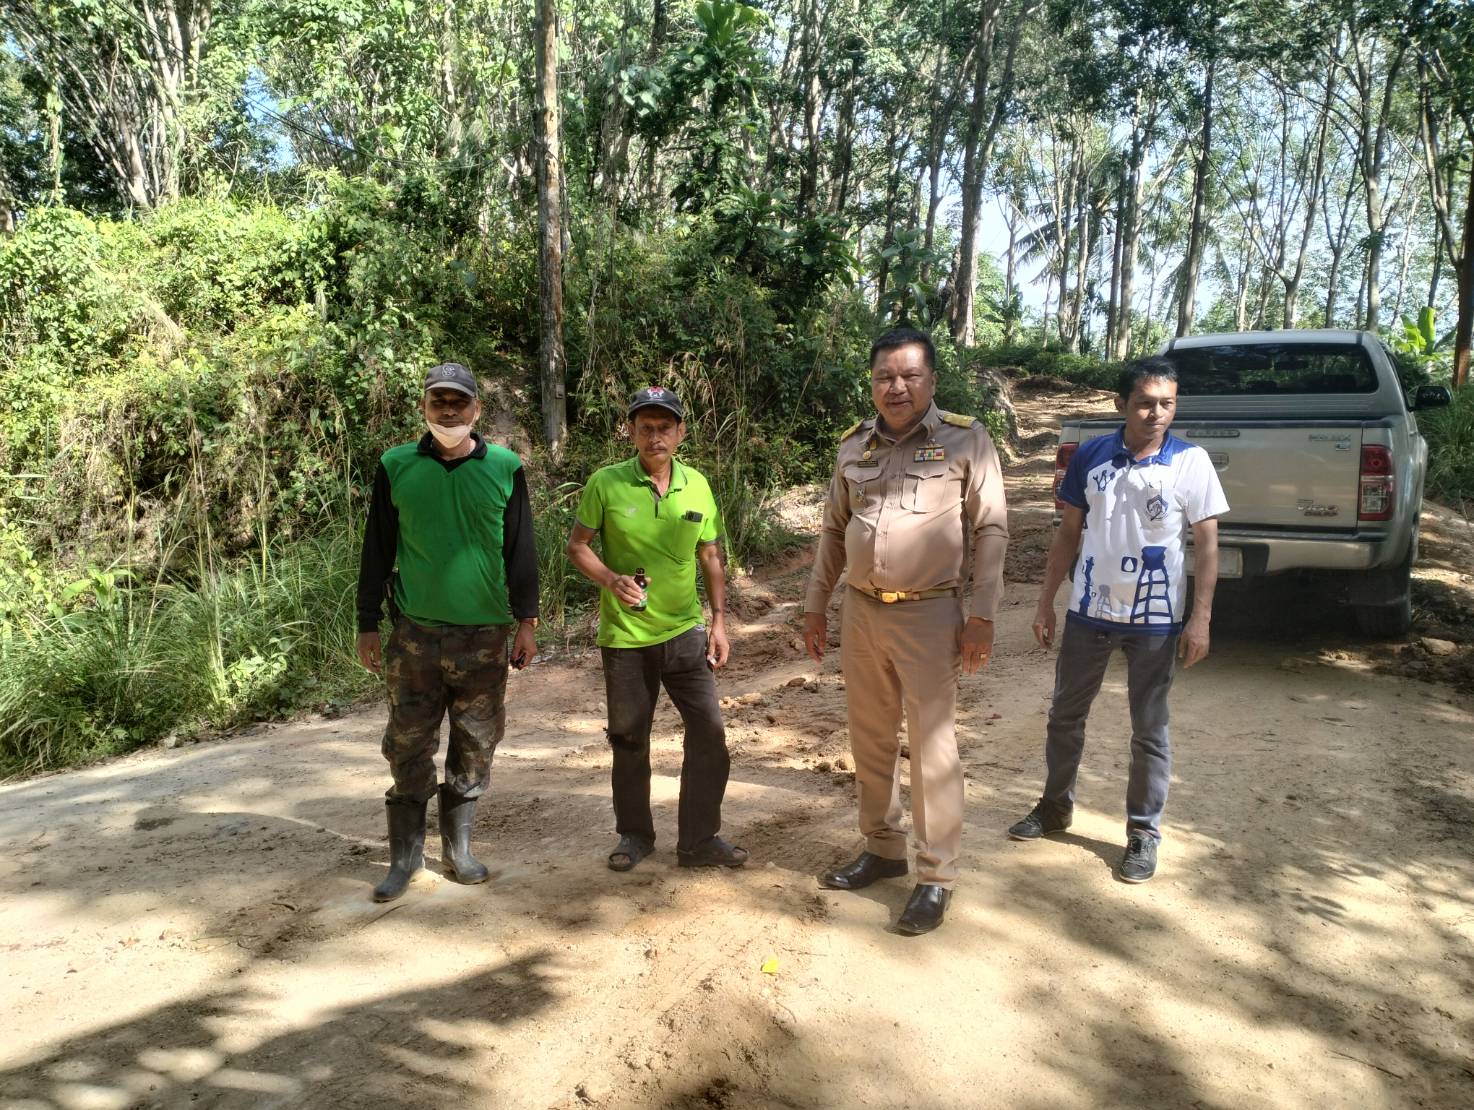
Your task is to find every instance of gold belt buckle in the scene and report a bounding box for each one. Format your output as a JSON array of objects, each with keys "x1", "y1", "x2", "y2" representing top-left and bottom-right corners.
[{"x1": 878, "y1": 590, "x2": 901, "y2": 604}]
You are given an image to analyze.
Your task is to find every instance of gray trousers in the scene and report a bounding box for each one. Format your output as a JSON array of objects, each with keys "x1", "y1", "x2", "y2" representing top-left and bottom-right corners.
[{"x1": 1041, "y1": 618, "x2": 1178, "y2": 840}]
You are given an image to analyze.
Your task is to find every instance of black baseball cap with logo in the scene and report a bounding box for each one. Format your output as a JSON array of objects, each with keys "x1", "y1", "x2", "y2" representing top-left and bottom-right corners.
[
  {"x1": 627, "y1": 385, "x2": 684, "y2": 421},
  {"x1": 423, "y1": 362, "x2": 479, "y2": 398}
]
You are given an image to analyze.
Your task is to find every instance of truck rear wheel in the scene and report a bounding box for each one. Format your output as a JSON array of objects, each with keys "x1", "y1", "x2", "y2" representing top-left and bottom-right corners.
[{"x1": 1352, "y1": 545, "x2": 1414, "y2": 639}]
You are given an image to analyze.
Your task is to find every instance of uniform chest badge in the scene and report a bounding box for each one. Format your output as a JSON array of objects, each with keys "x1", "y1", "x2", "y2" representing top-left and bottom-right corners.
[
  {"x1": 1145, "y1": 493, "x2": 1166, "y2": 521},
  {"x1": 914, "y1": 444, "x2": 945, "y2": 463}
]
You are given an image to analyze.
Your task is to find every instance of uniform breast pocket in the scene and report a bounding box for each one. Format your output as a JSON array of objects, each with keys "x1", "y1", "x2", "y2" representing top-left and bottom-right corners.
[
  {"x1": 843, "y1": 467, "x2": 881, "y2": 516},
  {"x1": 901, "y1": 466, "x2": 949, "y2": 512}
]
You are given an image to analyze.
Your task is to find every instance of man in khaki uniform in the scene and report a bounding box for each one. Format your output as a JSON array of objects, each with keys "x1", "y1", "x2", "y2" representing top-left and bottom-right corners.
[{"x1": 803, "y1": 326, "x2": 1008, "y2": 935}]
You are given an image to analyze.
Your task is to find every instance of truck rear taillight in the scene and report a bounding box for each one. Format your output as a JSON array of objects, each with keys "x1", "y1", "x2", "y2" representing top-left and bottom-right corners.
[
  {"x1": 1053, "y1": 443, "x2": 1078, "y2": 511},
  {"x1": 1359, "y1": 445, "x2": 1394, "y2": 521}
]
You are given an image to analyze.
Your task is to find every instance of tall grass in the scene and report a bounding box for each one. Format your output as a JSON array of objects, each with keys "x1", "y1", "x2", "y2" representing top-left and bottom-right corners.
[
  {"x1": 1423, "y1": 384, "x2": 1474, "y2": 509},
  {"x1": 531, "y1": 478, "x2": 600, "y2": 648},
  {"x1": 0, "y1": 524, "x2": 375, "y2": 778}
]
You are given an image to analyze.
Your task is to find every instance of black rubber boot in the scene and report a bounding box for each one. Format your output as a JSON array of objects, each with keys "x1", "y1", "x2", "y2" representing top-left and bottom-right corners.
[
  {"x1": 439, "y1": 784, "x2": 490, "y2": 885},
  {"x1": 372, "y1": 798, "x2": 427, "y2": 902}
]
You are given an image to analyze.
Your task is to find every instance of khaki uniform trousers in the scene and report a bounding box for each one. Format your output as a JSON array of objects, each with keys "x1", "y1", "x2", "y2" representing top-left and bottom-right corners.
[{"x1": 840, "y1": 589, "x2": 964, "y2": 888}]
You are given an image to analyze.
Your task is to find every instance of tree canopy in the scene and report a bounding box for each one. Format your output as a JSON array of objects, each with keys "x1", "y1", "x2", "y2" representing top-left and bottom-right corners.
[{"x1": 2, "y1": 0, "x2": 1467, "y2": 384}]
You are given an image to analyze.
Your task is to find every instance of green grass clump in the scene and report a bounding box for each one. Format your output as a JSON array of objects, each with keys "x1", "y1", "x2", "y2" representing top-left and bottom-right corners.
[
  {"x1": 0, "y1": 526, "x2": 375, "y2": 778},
  {"x1": 1423, "y1": 383, "x2": 1474, "y2": 508},
  {"x1": 969, "y1": 342, "x2": 1124, "y2": 391}
]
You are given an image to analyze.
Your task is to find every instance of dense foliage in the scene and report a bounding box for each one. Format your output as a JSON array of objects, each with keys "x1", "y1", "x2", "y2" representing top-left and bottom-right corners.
[{"x1": 0, "y1": 174, "x2": 1002, "y2": 775}]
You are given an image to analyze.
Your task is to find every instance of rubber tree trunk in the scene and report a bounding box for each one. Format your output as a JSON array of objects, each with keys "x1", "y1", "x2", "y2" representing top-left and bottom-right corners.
[
  {"x1": 535, "y1": 0, "x2": 568, "y2": 458},
  {"x1": 796, "y1": 0, "x2": 822, "y2": 215},
  {"x1": 1177, "y1": 58, "x2": 1214, "y2": 337},
  {"x1": 1454, "y1": 165, "x2": 1474, "y2": 390},
  {"x1": 952, "y1": 1, "x2": 1027, "y2": 344}
]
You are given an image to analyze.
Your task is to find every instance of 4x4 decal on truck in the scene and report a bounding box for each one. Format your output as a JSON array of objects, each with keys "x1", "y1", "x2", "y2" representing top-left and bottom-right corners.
[{"x1": 1297, "y1": 500, "x2": 1340, "y2": 517}]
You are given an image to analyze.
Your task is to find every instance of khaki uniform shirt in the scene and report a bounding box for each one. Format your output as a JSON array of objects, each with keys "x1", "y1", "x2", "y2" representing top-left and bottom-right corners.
[{"x1": 804, "y1": 402, "x2": 1009, "y2": 621}]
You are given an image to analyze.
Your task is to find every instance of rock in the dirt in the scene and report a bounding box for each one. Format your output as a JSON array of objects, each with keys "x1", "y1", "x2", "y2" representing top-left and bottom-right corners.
[
  {"x1": 576, "y1": 1078, "x2": 609, "y2": 1105},
  {"x1": 899, "y1": 743, "x2": 910, "y2": 760},
  {"x1": 785, "y1": 675, "x2": 808, "y2": 687},
  {"x1": 1421, "y1": 637, "x2": 1458, "y2": 657}
]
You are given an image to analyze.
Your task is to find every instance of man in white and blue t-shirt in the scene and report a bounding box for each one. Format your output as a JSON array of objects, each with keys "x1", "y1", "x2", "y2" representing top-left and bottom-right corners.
[{"x1": 1007, "y1": 358, "x2": 1228, "y2": 883}]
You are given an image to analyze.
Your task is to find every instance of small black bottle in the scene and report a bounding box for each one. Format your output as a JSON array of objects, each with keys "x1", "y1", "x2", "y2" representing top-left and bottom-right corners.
[{"x1": 631, "y1": 567, "x2": 648, "y2": 611}]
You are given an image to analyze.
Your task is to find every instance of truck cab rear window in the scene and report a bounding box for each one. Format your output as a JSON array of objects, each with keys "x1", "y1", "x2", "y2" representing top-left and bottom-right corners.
[{"x1": 1164, "y1": 344, "x2": 1377, "y2": 396}]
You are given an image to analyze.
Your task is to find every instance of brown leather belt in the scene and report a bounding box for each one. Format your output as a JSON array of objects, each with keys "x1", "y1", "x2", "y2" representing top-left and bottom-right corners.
[{"x1": 854, "y1": 586, "x2": 959, "y2": 604}]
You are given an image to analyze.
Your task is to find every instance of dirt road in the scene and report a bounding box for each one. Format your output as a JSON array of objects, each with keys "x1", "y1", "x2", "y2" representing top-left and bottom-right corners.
[{"x1": 3, "y1": 388, "x2": 1473, "y2": 1109}]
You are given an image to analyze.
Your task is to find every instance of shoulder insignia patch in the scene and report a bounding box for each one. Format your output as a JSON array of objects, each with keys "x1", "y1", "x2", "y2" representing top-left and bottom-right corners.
[
  {"x1": 840, "y1": 420, "x2": 865, "y2": 441},
  {"x1": 940, "y1": 412, "x2": 977, "y2": 428}
]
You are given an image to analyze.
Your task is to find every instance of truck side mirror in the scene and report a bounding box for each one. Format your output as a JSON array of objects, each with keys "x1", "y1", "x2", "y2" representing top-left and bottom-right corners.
[{"x1": 1412, "y1": 385, "x2": 1451, "y2": 410}]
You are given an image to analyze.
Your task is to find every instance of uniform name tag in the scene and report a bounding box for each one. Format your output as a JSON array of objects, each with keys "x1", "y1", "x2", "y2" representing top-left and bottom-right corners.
[
  {"x1": 914, "y1": 446, "x2": 945, "y2": 463},
  {"x1": 854, "y1": 458, "x2": 880, "y2": 468}
]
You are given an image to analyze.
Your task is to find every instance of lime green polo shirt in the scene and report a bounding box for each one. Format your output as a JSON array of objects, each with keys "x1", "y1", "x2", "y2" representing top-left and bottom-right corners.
[{"x1": 575, "y1": 456, "x2": 723, "y2": 648}]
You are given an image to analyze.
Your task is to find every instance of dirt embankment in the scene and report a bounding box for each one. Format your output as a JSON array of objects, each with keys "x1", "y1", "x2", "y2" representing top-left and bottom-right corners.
[{"x1": 2, "y1": 386, "x2": 1472, "y2": 1110}]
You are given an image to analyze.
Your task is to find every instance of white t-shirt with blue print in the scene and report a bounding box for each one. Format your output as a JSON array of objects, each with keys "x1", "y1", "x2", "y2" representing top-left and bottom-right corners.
[{"x1": 1058, "y1": 429, "x2": 1229, "y2": 634}]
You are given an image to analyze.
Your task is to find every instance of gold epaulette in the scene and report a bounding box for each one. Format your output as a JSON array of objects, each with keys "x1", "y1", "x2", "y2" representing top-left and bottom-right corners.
[
  {"x1": 840, "y1": 420, "x2": 866, "y2": 441},
  {"x1": 940, "y1": 412, "x2": 977, "y2": 428}
]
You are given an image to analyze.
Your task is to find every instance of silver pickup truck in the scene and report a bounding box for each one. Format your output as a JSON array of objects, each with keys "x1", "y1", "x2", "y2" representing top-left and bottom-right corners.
[{"x1": 1053, "y1": 329, "x2": 1452, "y2": 636}]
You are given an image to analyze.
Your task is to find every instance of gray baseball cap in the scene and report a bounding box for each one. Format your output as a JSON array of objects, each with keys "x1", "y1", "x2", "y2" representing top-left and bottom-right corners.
[
  {"x1": 627, "y1": 385, "x2": 684, "y2": 420},
  {"x1": 423, "y1": 362, "x2": 478, "y2": 398}
]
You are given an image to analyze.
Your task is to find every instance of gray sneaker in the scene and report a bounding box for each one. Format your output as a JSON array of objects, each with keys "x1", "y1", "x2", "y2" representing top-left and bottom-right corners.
[
  {"x1": 1119, "y1": 833, "x2": 1158, "y2": 883},
  {"x1": 1007, "y1": 802, "x2": 1072, "y2": 841}
]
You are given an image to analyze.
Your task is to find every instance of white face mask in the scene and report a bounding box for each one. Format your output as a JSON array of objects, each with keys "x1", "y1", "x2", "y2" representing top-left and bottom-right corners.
[{"x1": 427, "y1": 419, "x2": 472, "y2": 449}]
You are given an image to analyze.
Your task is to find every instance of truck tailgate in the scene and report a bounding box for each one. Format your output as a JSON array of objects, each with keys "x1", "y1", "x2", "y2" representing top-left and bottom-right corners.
[{"x1": 1176, "y1": 421, "x2": 1363, "y2": 529}]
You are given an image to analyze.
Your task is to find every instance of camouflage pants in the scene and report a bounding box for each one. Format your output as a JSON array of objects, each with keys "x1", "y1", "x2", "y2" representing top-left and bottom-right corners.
[{"x1": 381, "y1": 617, "x2": 510, "y2": 803}]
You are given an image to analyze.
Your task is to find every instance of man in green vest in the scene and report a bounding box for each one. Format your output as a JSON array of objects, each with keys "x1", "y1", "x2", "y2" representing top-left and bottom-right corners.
[
  {"x1": 356, "y1": 362, "x2": 540, "y2": 902},
  {"x1": 566, "y1": 386, "x2": 746, "y2": 872}
]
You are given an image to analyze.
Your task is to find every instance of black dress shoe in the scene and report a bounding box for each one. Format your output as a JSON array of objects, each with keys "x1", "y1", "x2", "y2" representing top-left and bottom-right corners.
[
  {"x1": 1007, "y1": 800, "x2": 1072, "y2": 841},
  {"x1": 819, "y1": 851, "x2": 909, "y2": 891},
  {"x1": 895, "y1": 883, "x2": 951, "y2": 935}
]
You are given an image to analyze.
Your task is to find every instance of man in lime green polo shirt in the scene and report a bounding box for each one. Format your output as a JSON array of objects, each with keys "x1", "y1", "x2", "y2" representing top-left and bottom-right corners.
[{"x1": 566, "y1": 386, "x2": 746, "y2": 872}]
